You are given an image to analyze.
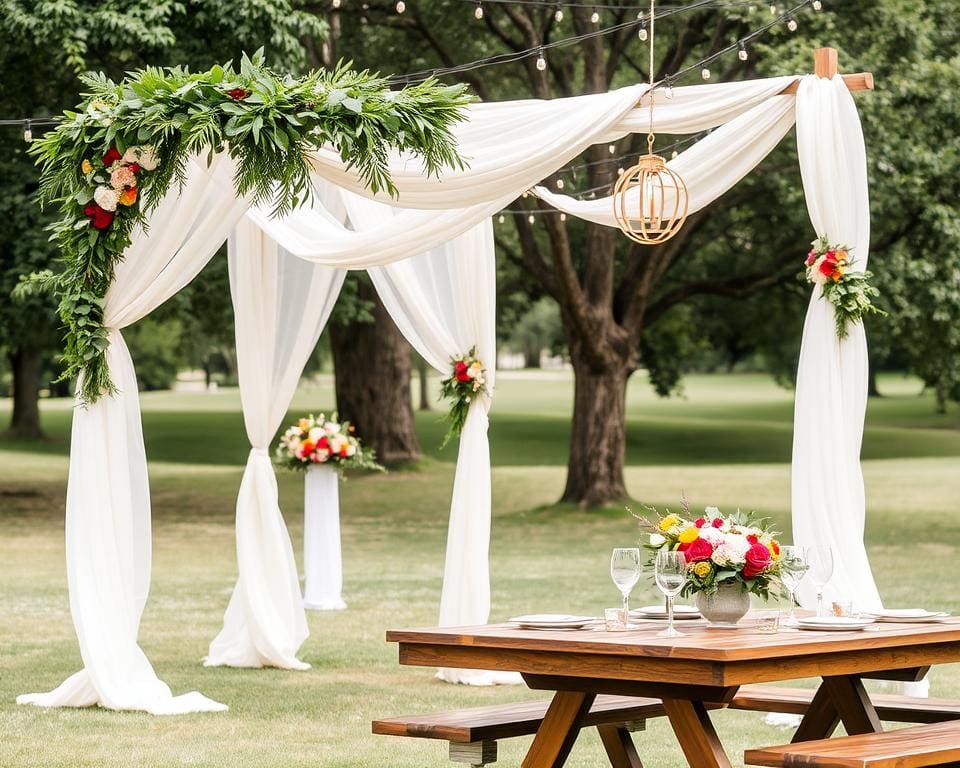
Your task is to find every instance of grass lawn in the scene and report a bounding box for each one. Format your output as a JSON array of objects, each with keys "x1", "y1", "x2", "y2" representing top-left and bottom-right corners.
[{"x1": 0, "y1": 371, "x2": 958, "y2": 767}]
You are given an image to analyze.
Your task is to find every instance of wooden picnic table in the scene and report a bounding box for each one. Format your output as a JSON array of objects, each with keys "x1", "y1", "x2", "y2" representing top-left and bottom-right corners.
[{"x1": 387, "y1": 617, "x2": 960, "y2": 768}]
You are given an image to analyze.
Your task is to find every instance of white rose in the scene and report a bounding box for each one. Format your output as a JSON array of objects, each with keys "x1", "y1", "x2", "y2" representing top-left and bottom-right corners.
[
  {"x1": 711, "y1": 549, "x2": 729, "y2": 566},
  {"x1": 649, "y1": 533, "x2": 665, "y2": 547},
  {"x1": 346, "y1": 444, "x2": 356, "y2": 457},
  {"x1": 123, "y1": 145, "x2": 159, "y2": 171},
  {"x1": 699, "y1": 527, "x2": 724, "y2": 545},
  {"x1": 468, "y1": 361, "x2": 483, "y2": 379},
  {"x1": 308, "y1": 427, "x2": 323, "y2": 442},
  {"x1": 94, "y1": 185, "x2": 119, "y2": 211},
  {"x1": 324, "y1": 421, "x2": 340, "y2": 435}
]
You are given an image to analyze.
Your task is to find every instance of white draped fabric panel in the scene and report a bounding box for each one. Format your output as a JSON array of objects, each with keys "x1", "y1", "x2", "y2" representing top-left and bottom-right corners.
[
  {"x1": 341, "y1": 192, "x2": 518, "y2": 685},
  {"x1": 18, "y1": 155, "x2": 251, "y2": 713},
  {"x1": 205, "y1": 217, "x2": 345, "y2": 669},
  {"x1": 792, "y1": 75, "x2": 881, "y2": 611}
]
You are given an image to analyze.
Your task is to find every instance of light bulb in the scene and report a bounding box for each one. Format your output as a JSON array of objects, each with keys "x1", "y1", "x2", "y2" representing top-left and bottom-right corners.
[
  {"x1": 787, "y1": 16, "x2": 798, "y2": 31},
  {"x1": 591, "y1": 9, "x2": 600, "y2": 24},
  {"x1": 556, "y1": 179, "x2": 564, "y2": 189},
  {"x1": 738, "y1": 42, "x2": 748, "y2": 61},
  {"x1": 812, "y1": 0, "x2": 822, "y2": 8},
  {"x1": 701, "y1": 67, "x2": 711, "y2": 80},
  {"x1": 769, "y1": 3, "x2": 777, "y2": 13},
  {"x1": 395, "y1": 0, "x2": 405, "y2": 12},
  {"x1": 617, "y1": 167, "x2": 624, "y2": 176},
  {"x1": 498, "y1": 214, "x2": 505, "y2": 224},
  {"x1": 671, "y1": 150, "x2": 679, "y2": 159},
  {"x1": 22, "y1": 122, "x2": 32, "y2": 143},
  {"x1": 527, "y1": 214, "x2": 535, "y2": 224},
  {"x1": 535, "y1": 50, "x2": 547, "y2": 71},
  {"x1": 332, "y1": 0, "x2": 340, "y2": 7},
  {"x1": 474, "y1": 2, "x2": 483, "y2": 19},
  {"x1": 554, "y1": 6, "x2": 563, "y2": 23},
  {"x1": 608, "y1": 144, "x2": 616, "y2": 154},
  {"x1": 638, "y1": 25, "x2": 648, "y2": 41},
  {"x1": 560, "y1": 213, "x2": 567, "y2": 221}
]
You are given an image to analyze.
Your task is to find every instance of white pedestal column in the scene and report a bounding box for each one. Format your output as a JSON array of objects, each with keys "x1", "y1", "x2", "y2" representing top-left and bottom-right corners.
[{"x1": 302, "y1": 464, "x2": 346, "y2": 610}]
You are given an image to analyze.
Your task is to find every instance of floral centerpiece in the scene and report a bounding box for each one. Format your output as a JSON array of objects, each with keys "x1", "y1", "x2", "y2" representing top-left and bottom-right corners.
[
  {"x1": 803, "y1": 235, "x2": 885, "y2": 339},
  {"x1": 275, "y1": 414, "x2": 383, "y2": 474},
  {"x1": 635, "y1": 499, "x2": 786, "y2": 625},
  {"x1": 438, "y1": 346, "x2": 489, "y2": 446}
]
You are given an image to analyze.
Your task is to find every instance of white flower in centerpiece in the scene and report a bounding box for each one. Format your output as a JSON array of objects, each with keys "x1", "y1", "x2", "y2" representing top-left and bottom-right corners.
[
  {"x1": 711, "y1": 549, "x2": 730, "y2": 566},
  {"x1": 308, "y1": 427, "x2": 323, "y2": 442},
  {"x1": 324, "y1": 421, "x2": 340, "y2": 435},
  {"x1": 699, "y1": 527, "x2": 724, "y2": 545},
  {"x1": 94, "y1": 185, "x2": 120, "y2": 211},
  {"x1": 718, "y1": 534, "x2": 750, "y2": 564},
  {"x1": 123, "y1": 145, "x2": 160, "y2": 171},
  {"x1": 345, "y1": 444, "x2": 356, "y2": 457},
  {"x1": 649, "y1": 533, "x2": 666, "y2": 547}
]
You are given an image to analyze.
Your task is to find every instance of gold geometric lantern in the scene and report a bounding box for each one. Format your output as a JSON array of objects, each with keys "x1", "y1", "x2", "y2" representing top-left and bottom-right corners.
[{"x1": 613, "y1": 0, "x2": 689, "y2": 245}]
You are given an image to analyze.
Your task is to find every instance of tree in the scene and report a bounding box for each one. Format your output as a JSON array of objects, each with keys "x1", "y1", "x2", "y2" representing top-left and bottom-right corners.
[{"x1": 0, "y1": 0, "x2": 324, "y2": 435}]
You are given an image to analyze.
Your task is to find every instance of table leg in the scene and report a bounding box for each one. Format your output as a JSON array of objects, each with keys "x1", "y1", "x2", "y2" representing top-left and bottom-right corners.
[
  {"x1": 821, "y1": 675, "x2": 883, "y2": 735},
  {"x1": 792, "y1": 684, "x2": 841, "y2": 743},
  {"x1": 597, "y1": 724, "x2": 643, "y2": 768},
  {"x1": 662, "y1": 699, "x2": 732, "y2": 768},
  {"x1": 521, "y1": 690, "x2": 595, "y2": 768}
]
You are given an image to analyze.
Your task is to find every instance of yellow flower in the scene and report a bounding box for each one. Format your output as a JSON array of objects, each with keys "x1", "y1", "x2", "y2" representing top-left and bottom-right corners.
[
  {"x1": 692, "y1": 561, "x2": 712, "y2": 579},
  {"x1": 658, "y1": 514, "x2": 679, "y2": 533},
  {"x1": 298, "y1": 418, "x2": 311, "y2": 431},
  {"x1": 81, "y1": 159, "x2": 92, "y2": 174},
  {"x1": 678, "y1": 527, "x2": 699, "y2": 544}
]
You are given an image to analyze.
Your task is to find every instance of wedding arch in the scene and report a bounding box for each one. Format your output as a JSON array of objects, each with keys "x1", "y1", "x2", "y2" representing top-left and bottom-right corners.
[{"x1": 18, "y1": 48, "x2": 880, "y2": 714}]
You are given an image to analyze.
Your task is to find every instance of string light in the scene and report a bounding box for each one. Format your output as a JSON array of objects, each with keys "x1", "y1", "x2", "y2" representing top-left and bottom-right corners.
[
  {"x1": 474, "y1": 0, "x2": 484, "y2": 18},
  {"x1": 527, "y1": 214, "x2": 535, "y2": 224},
  {"x1": 608, "y1": 144, "x2": 616, "y2": 154},
  {"x1": 498, "y1": 214, "x2": 505, "y2": 223},
  {"x1": 554, "y1": 4, "x2": 564, "y2": 22},
  {"x1": 560, "y1": 212, "x2": 567, "y2": 221},
  {"x1": 701, "y1": 66, "x2": 711, "y2": 79},
  {"x1": 591, "y1": 8, "x2": 600, "y2": 23},
  {"x1": 769, "y1": 3, "x2": 777, "y2": 13},
  {"x1": 332, "y1": 0, "x2": 340, "y2": 7},
  {"x1": 812, "y1": 0, "x2": 821, "y2": 8},
  {"x1": 786, "y1": 14, "x2": 797, "y2": 31},
  {"x1": 556, "y1": 179, "x2": 564, "y2": 189},
  {"x1": 395, "y1": 0, "x2": 405, "y2": 12},
  {"x1": 638, "y1": 20, "x2": 648, "y2": 41},
  {"x1": 738, "y1": 41, "x2": 748, "y2": 60},
  {"x1": 535, "y1": 48, "x2": 547, "y2": 71}
]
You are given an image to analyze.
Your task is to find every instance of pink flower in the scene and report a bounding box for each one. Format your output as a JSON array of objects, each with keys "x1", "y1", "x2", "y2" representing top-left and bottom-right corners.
[{"x1": 110, "y1": 166, "x2": 137, "y2": 190}]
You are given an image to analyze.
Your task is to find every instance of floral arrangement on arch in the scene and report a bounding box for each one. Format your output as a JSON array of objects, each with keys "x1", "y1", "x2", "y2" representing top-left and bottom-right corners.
[
  {"x1": 438, "y1": 346, "x2": 488, "y2": 446},
  {"x1": 276, "y1": 413, "x2": 383, "y2": 474},
  {"x1": 635, "y1": 498, "x2": 785, "y2": 600},
  {"x1": 803, "y1": 235, "x2": 885, "y2": 339}
]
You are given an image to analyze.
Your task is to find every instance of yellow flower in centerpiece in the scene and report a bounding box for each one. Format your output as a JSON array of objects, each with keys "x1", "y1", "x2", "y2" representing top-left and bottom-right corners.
[
  {"x1": 658, "y1": 514, "x2": 680, "y2": 532},
  {"x1": 81, "y1": 159, "x2": 92, "y2": 174},
  {"x1": 678, "y1": 526, "x2": 699, "y2": 544},
  {"x1": 692, "y1": 561, "x2": 712, "y2": 578},
  {"x1": 298, "y1": 418, "x2": 311, "y2": 431}
]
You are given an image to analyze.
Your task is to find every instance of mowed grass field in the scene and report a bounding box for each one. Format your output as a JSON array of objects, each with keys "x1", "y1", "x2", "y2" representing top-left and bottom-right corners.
[{"x1": 1, "y1": 371, "x2": 958, "y2": 767}]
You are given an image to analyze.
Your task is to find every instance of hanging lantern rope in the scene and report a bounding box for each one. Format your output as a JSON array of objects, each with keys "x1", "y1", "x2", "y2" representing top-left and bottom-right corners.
[{"x1": 613, "y1": 0, "x2": 690, "y2": 244}]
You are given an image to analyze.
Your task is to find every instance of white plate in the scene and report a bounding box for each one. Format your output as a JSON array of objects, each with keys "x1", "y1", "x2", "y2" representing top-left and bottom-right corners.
[
  {"x1": 508, "y1": 614, "x2": 595, "y2": 629},
  {"x1": 796, "y1": 616, "x2": 876, "y2": 632},
  {"x1": 864, "y1": 609, "x2": 950, "y2": 622},
  {"x1": 632, "y1": 606, "x2": 701, "y2": 619},
  {"x1": 871, "y1": 613, "x2": 951, "y2": 624}
]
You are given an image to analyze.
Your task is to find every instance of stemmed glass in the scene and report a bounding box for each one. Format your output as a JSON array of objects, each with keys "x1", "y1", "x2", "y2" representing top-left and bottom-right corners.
[
  {"x1": 779, "y1": 545, "x2": 809, "y2": 627},
  {"x1": 806, "y1": 546, "x2": 834, "y2": 617},
  {"x1": 610, "y1": 548, "x2": 642, "y2": 628},
  {"x1": 655, "y1": 550, "x2": 687, "y2": 638}
]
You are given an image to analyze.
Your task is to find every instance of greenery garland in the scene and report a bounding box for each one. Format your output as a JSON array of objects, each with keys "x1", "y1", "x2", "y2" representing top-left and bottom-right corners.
[{"x1": 28, "y1": 50, "x2": 471, "y2": 404}]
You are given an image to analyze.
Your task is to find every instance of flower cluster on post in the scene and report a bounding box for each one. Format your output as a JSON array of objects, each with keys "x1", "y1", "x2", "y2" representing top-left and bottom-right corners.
[
  {"x1": 275, "y1": 413, "x2": 383, "y2": 474},
  {"x1": 81, "y1": 143, "x2": 159, "y2": 230},
  {"x1": 803, "y1": 235, "x2": 885, "y2": 339},
  {"x1": 639, "y1": 503, "x2": 785, "y2": 600},
  {"x1": 438, "y1": 346, "x2": 488, "y2": 446}
]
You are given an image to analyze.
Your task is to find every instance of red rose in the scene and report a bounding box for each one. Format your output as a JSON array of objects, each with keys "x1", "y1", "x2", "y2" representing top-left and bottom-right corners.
[
  {"x1": 746, "y1": 534, "x2": 759, "y2": 545},
  {"x1": 711, "y1": 518, "x2": 724, "y2": 529},
  {"x1": 819, "y1": 255, "x2": 837, "y2": 277},
  {"x1": 743, "y1": 542, "x2": 772, "y2": 579},
  {"x1": 102, "y1": 147, "x2": 121, "y2": 166},
  {"x1": 83, "y1": 202, "x2": 114, "y2": 230},
  {"x1": 454, "y1": 360, "x2": 471, "y2": 383},
  {"x1": 694, "y1": 517, "x2": 706, "y2": 528},
  {"x1": 685, "y1": 538, "x2": 714, "y2": 562},
  {"x1": 317, "y1": 436, "x2": 330, "y2": 451},
  {"x1": 227, "y1": 88, "x2": 249, "y2": 100},
  {"x1": 127, "y1": 163, "x2": 141, "y2": 173}
]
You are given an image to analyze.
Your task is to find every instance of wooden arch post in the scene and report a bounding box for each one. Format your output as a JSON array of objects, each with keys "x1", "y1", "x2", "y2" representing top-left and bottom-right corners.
[{"x1": 781, "y1": 47, "x2": 875, "y2": 94}]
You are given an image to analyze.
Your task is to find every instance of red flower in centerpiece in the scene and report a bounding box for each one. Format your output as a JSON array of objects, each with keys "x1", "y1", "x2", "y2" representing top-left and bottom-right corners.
[
  {"x1": 454, "y1": 360, "x2": 471, "y2": 382},
  {"x1": 102, "y1": 147, "x2": 121, "y2": 166},
  {"x1": 743, "y1": 543, "x2": 772, "y2": 579},
  {"x1": 685, "y1": 538, "x2": 714, "y2": 562},
  {"x1": 83, "y1": 202, "x2": 114, "y2": 230},
  {"x1": 711, "y1": 518, "x2": 724, "y2": 529},
  {"x1": 694, "y1": 517, "x2": 706, "y2": 528},
  {"x1": 317, "y1": 436, "x2": 330, "y2": 452},
  {"x1": 127, "y1": 163, "x2": 141, "y2": 173},
  {"x1": 226, "y1": 88, "x2": 249, "y2": 100}
]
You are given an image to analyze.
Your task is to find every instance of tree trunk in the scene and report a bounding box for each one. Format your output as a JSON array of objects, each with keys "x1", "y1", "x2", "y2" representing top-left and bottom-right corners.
[
  {"x1": 935, "y1": 377, "x2": 948, "y2": 415},
  {"x1": 416, "y1": 355, "x2": 431, "y2": 411},
  {"x1": 560, "y1": 351, "x2": 630, "y2": 508},
  {"x1": 867, "y1": 367, "x2": 881, "y2": 398},
  {"x1": 7, "y1": 348, "x2": 44, "y2": 439},
  {"x1": 524, "y1": 346, "x2": 541, "y2": 369},
  {"x1": 329, "y1": 283, "x2": 421, "y2": 464}
]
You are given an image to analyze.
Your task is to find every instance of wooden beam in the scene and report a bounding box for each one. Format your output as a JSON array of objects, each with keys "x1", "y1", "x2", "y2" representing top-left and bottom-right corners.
[{"x1": 779, "y1": 47, "x2": 875, "y2": 94}]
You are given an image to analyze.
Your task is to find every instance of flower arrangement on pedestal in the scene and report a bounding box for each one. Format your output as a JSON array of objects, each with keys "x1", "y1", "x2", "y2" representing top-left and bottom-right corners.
[
  {"x1": 438, "y1": 346, "x2": 488, "y2": 446},
  {"x1": 275, "y1": 413, "x2": 383, "y2": 473},
  {"x1": 803, "y1": 235, "x2": 885, "y2": 339}
]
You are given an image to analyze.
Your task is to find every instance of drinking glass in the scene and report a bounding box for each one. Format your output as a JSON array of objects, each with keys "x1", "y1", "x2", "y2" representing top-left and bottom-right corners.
[
  {"x1": 654, "y1": 550, "x2": 687, "y2": 638},
  {"x1": 806, "y1": 546, "x2": 834, "y2": 617},
  {"x1": 610, "y1": 548, "x2": 642, "y2": 628},
  {"x1": 779, "y1": 545, "x2": 809, "y2": 627}
]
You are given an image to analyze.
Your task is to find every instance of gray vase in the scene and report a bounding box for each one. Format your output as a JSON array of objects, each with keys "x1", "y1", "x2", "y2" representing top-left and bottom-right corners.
[{"x1": 695, "y1": 582, "x2": 750, "y2": 626}]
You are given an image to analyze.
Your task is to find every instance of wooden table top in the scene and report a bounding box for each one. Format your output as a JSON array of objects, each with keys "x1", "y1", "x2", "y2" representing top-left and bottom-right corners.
[{"x1": 388, "y1": 619, "x2": 960, "y2": 663}]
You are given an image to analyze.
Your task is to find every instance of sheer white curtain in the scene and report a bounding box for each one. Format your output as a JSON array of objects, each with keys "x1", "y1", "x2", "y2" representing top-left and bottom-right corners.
[
  {"x1": 792, "y1": 75, "x2": 881, "y2": 612},
  {"x1": 18, "y1": 155, "x2": 250, "y2": 714},
  {"x1": 339, "y1": 192, "x2": 515, "y2": 685},
  {"x1": 205, "y1": 216, "x2": 345, "y2": 669}
]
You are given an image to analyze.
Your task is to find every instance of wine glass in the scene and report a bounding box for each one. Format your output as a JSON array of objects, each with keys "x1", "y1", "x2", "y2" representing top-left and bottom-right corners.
[
  {"x1": 779, "y1": 545, "x2": 809, "y2": 627},
  {"x1": 806, "y1": 546, "x2": 834, "y2": 617},
  {"x1": 610, "y1": 548, "x2": 642, "y2": 628},
  {"x1": 655, "y1": 550, "x2": 687, "y2": 638}
]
